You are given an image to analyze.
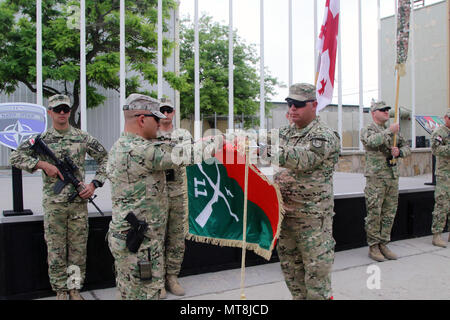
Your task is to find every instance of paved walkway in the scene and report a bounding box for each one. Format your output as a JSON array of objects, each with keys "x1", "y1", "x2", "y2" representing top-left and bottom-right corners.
[{"x1": 38, "y1": 233, "x2": 450, "y2": 300}]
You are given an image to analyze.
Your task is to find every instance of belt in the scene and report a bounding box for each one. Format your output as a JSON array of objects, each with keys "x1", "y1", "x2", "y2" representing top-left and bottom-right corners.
[{"x1": 111, "y1": 231, "x2": 128, "y2": 241}]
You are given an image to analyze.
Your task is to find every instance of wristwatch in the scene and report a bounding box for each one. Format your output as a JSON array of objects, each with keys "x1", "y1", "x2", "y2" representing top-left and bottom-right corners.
[{"x1": 91, "y1": 179, "x2": 103, "y2": 189}]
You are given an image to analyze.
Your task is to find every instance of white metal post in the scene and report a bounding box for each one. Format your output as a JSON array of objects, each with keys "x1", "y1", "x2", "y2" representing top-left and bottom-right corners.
[
  {"x1": 194, "y1": 0, "x2": 201, "y2": 140},
  {"x1": 158, "y1": 0, "x2": 163, "y2": 99},
  {"x1": 228, "y1": 0, "x2": 234, "y2": 130},
  {"x1": 411, "y1": 3, "x2": 416, "y2": 148},
  {"x1": 289, "y1": 0, "x2": 293, "y2": 88},
  {"x1": 358, "y1": 0, "x2": 364, "y2": 151},
  {"x1": 36, "y1": 0, "x2": 43, "y2": 106},
  {"x1": 259, "y1": 0, "x2": 265, "y2": 130},
  {"x1": 80, "y1": 0, "x2": 87, "y2": 131},
  {"x1": 338, "y1": 10, "x2": 343, "y2": 150},
  {"x1": 120, "y1": 0, "x2": 125, "y2": 132}
]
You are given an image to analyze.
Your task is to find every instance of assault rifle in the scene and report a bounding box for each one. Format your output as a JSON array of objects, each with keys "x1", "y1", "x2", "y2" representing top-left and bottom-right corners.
[{"x1": 29, "y1": 135, "x2": 104, "y2": 216}]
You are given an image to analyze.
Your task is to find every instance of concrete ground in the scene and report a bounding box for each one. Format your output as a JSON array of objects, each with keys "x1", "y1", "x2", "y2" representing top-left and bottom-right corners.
[{"x1": 38, "y1": 233, "x2": 450, "y2": 300}]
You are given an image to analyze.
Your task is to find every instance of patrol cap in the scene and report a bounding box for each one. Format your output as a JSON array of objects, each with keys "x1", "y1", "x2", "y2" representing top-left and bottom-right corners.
[
  {"x1": 445, "y1": 108, "x2": 450, "y2": 117},
  {"x1": 48, "y1": 94, "x2": 71, "y2": 110},
  {"x1": 160, "y1": 97, "x2": 174, "y2": 109},
  {"x1": 370, "y1": 100, "x2": 391, "y2": 112},
  {"x1": 286, "y1": 83, "x2": 316, "y2": 102},
  {"x1": 123, "y1": 94, "x2": 166, "y2": 119}
]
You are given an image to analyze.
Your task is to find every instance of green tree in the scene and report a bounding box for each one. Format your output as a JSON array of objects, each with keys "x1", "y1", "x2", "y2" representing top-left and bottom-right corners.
[
  {"x1": 0, "y1": 0, "x2": 180, "y2": 128},
  {"x1": 179, "y1": 15, "x2": 282, "y2": 127}
]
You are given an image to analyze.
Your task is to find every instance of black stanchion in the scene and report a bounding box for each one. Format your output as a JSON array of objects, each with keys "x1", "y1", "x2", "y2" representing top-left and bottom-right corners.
[
  {"x1": 424, "y1": 155, "x2": 436, "y2": 186},
  {"x1": 2, "y1": 166, "x2": 33, "y2": 216}
]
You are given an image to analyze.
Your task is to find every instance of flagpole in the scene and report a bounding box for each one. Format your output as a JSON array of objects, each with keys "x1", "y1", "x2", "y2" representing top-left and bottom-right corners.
[
  {"x1": 80, "y1": 0, "x2": 87, "y2": 131},
  {"x1": 358, "y1": 0, "x2": 364, "y2": 151},
  {"x1": 240, "y1": 138, "x2": 249, "y2": 300},
  {"x1": 194, "y1": 0, "x2": 201, "y2": 140},
  {"x1": 228, "y1": 0, "x2": 234, "y2": 130},
  {"x1": 120, "y1": 0, "x2": 125, "y2": 132},
  {"x1": 36, "y1": 0, "x2": 42, "y2": 106},
  {"x1": 314, "y1": 0, "x2": 318, "y2": 84},
  {"x1": 259, "y1": 0, "x2": 265, "y2": 130},
  {"x1": 158, "y1": 0, "x2": 163, "y2": 100}
]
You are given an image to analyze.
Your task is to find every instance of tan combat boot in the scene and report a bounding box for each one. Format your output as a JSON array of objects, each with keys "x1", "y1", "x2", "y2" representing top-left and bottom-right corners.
[
  {"x1": 432, "y1": 233, "x2": 447, "y2": 248},
  {"x1": 159, "y1": 287, "x2": 167, "y2": 299},
  {"x1": 56, "y1": 291, "x2": 68, "y2": 300},
  {"x1": 448, "y1": 233, "x2": 450, "y2": 242},
  {"x1": 166, "y1": 275, "x2": 185, "y2": 296},
  {"x1": 379, "y1": 244, "x2": 398, "y2": 260},
  {"x1": 68, "y1": 289, "x2": 85, "y2": 300},
  {"x1": 368, "y1": 244, "x2": 385, "y2": 262}
]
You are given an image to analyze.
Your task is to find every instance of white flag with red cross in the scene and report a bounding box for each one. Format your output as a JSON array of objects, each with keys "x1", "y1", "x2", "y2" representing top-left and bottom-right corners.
[{"x1": 316, "y1": 0, "x2": 340, "y2": 113}]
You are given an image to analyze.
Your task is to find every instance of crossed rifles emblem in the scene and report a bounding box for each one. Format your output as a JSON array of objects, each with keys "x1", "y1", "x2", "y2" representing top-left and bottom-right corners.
[{"x1": 194, "y1": 162, "x2": 239, "y2": 228}]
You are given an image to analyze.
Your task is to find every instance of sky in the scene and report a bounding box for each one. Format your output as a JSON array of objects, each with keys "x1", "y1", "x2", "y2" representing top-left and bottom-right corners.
[{"x1": 178, "y1": 0, "x2": 444, "y2": 106}]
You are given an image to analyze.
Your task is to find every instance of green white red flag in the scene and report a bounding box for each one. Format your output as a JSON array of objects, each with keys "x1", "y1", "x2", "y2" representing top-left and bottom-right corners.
[{"x1": 185, "y1": 143, "x2": 283, "y2": 260}]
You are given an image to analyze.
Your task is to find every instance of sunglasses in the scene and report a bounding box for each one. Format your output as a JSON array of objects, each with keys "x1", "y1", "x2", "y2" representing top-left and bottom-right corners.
[
  {"x1": 160, "y1": 106, "x2": 174, "y2": 114},
  {"x1": 286, "y1": 98, "x2": 316, "y2": 108},
  {"x1": 377, "y1": 108, "x2": 391, "y2": 112},
  {"x1": 51, "y1": 105, "x2": 71, "y2": 114},
  {"x1": 134, "y1": 113, "x2": 160, "y2": 122}
]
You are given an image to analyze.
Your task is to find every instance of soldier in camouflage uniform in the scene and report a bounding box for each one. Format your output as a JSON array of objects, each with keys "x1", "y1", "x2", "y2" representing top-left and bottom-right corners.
[
  {"x1": 107, "y1": 94, "x2": 218, "y2": 300},
  {"x1": 271, "y1": 83, "x2": 341, "y2": 300},
  {"x1": 430, "y1": 108, "x2": 450, "y2": 248},
  {"x1": 107, "y1": 94, "x2": 175, "y2": 300},
  {"x1": 157, "y1": 98, "x2": 187, "y2": 298},
  {"x1": 9, "y1": 94, "x2": 108, "y2": 300},
  {"x1": 360, "y1": 100, "x2": 411, "y2": 262}
]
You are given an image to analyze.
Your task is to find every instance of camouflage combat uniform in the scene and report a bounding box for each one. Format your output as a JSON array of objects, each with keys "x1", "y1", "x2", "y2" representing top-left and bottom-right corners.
[
  {"x1": 360, "y1": 120, "x2": 411, "y2": 247},
  {"x1": 107, "y1": 131, "x2": 182, "y2": 300},
  {"x1": 9, "y1": 126, "x2": 108, "y2": 292},
  {"x1": 157, "y1": 129, "x2": 187, "y2": 278},
  {"x1": 430, "y1": 112, "x2": 450, "y2": 234},
  {"x1": 273, "y1": 84, "x2": 341, "y2": 300}
]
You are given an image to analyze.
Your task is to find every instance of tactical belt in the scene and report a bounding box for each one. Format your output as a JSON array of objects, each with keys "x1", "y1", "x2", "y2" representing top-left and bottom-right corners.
[{"x1": 111, "y1": 231, "x2": 128, "y2": 241}]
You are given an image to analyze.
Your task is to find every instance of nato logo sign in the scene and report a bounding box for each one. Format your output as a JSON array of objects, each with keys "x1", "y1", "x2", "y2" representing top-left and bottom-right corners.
[{"x1": 0, "y1": 103, "x2": 47, "y2": 150}]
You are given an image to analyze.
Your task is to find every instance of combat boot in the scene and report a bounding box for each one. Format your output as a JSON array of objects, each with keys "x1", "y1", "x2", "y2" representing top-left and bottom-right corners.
[
  {"x1": 56, "y1": 291, "x2": 68, "y2": 300},
  {"x1": 160, "y1": 287, "x2": 167, "y2": 299},
  {"x1": 379, "y1": 244, "x2": 398, "y2": 260},
  {"x1": 68, "y1": 289, "x2": 84, "y2": 300},
  {"x1": 448, "y1": 233, "x2": 450, "y2": 242},
  {"x1": 368, "y1": 244, "x2": 385, "y2": 262},
  {"x1": 166, "y1": 275, "x2": 185, "y2": 296},
  {"x1": 432, "y1": 233, "x2": 447, "y2": 248}
]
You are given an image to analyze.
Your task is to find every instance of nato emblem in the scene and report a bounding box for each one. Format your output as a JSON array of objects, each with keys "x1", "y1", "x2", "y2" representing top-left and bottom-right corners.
[{"x1": 0, "y1": 103, "x2": 47, "y2": 150}]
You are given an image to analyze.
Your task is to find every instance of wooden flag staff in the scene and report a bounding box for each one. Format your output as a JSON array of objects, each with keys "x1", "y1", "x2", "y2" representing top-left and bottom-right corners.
[
  {"x1": 240, "y1": 138, "x2": 250, "y2": 300},
  {"x1": 390, "y1": 70, "x2": 401, "y2": 166}
]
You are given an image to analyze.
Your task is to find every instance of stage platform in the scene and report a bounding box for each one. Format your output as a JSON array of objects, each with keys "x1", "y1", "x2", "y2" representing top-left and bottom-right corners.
[{"x1": 0, "y1": 169, "x2": 438, "y2": 299}]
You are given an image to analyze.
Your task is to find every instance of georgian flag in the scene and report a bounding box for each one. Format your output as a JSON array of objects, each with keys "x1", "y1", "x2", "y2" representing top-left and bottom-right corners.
[{"x1": 316, "y1": 0, "x2": 340, "y2": 112}]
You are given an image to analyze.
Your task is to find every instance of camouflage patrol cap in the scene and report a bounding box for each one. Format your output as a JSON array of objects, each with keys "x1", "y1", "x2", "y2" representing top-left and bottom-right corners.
[
  {"x1": 286, "y1": 83, "x2": 316, "y2": 102},
  {"x1": 160, "y1": 97, "x2": 174, "y2": 109},
  {"x1": 123, "y1": 93, "x2": 166, "y2": 119},
  {"x1": 370, "y1": 100, "x2": 391, "y2": 112},
  {"x1": 445, "y1": 108, "x2": 450, "y2": 117},
  {"x1": 48, "y1": 94, "x2": 71, "y2": 110}
]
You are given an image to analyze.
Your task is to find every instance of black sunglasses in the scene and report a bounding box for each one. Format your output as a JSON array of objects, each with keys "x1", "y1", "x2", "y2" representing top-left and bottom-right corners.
[
  {"x1": 51, "y1": 105, "x2": 71, "y2": 114},
  {"x1": 286, "y1": 98, "x2": 315, "y2": 108},
  {"x1": 134, "y1": 113, "x2": 160, "y2": 122},
  {"x1": 377, "y1": 107, "x2": 391, "y2": 112},
  {"x1": 160, "y1": 106, "x2": 174, "y2": 114}
]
